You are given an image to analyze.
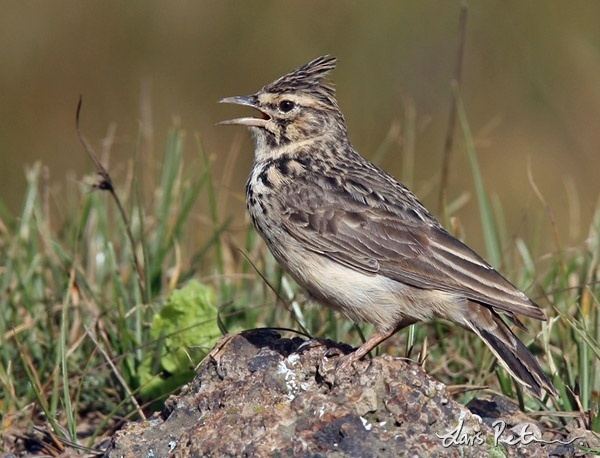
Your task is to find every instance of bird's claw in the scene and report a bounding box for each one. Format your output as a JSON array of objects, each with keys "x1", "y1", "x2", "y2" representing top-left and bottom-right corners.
[
  {"x1": 323, "y1": 346, "x2": 344, "y2": 358},
  {"x1": 335, "y1": 353, "x2": 361, "y2": 372},
  {"x1": 297, "y1": 337, "x2": 328, "y2": 353}
]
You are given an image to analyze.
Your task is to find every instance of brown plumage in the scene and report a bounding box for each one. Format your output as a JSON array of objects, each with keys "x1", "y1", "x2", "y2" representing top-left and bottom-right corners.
[{"x1": 220, "y1": 55, "x2": 556, "y2": 398}]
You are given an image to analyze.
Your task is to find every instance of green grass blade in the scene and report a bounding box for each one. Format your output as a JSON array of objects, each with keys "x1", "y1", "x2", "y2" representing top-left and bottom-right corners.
[{"x1": 455, "y1": 89, "x2": 502, "y2": 268}]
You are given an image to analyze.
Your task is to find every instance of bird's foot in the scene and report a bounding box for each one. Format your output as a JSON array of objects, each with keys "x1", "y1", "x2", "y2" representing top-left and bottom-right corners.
[
  {"x1": 296, "y1": 337, "x2": 329, "y2": 353},
  {"x1": 335, "y1": 351, "x2": 364, "y2": 372},
  {"x1": 297, "y1": 337, "x2": 351, "y2": 358}
]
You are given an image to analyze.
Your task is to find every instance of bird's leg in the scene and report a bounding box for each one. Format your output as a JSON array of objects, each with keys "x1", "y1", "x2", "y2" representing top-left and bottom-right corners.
[{"x1": 337, "y1": 317, "x2": 417, "y2": 371}]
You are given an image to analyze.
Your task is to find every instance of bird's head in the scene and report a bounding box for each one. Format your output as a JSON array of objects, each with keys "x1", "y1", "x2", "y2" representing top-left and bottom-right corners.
[{"x1": 220, "y1": 55, "x2": 347, "y2": 156}]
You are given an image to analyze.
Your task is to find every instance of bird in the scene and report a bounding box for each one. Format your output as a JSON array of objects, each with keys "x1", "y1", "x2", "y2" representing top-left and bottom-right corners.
[{"x1": 219, "y1": 55, "x2": 556, "y2": 398}]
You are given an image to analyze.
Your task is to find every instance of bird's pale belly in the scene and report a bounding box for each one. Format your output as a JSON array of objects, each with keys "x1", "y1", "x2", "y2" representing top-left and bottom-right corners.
[{"x1": 259, "y1": 222, "x2": 462, "y2": 331}]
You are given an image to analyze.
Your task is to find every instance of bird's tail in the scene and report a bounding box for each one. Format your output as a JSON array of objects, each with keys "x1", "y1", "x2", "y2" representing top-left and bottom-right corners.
[{"x1": 463, "y1": 302, "x2": 557, "y2": 398}]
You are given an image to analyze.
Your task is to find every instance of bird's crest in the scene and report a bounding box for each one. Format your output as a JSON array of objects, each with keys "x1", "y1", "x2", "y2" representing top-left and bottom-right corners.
[{"x1": 263, "y1": 55, "x2": 337, "y2": 107}]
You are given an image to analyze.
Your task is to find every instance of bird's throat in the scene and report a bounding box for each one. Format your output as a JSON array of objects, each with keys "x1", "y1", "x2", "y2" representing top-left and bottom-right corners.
[{"x1": 251, "y1": 133, "x2": 336, "y2": 163}]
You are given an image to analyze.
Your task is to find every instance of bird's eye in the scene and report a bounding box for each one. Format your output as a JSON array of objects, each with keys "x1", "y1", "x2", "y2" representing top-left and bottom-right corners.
[{"x1": 278, "y1": 100, "x2": 296, "y2": 113}]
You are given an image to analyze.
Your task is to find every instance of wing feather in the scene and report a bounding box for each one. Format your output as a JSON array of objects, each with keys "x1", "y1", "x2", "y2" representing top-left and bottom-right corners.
[{"x1": 279, "y1": 170, "x2": 545, "y2": 321}]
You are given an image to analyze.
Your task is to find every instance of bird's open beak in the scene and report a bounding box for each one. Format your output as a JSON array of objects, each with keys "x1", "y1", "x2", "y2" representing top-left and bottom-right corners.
[{"x1": 218, "y1": 95, "x2": 270, "y2": 128}]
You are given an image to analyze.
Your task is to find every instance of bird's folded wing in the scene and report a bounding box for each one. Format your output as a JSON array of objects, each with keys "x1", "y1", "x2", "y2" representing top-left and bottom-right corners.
[{"x1": 279, "y1": 178, "x2": 545, "y2": 321}]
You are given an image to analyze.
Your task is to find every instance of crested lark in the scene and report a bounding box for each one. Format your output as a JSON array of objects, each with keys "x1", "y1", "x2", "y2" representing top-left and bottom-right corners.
[{"x1": 220, "y1": 56, "x2": 556, "y2": 397}]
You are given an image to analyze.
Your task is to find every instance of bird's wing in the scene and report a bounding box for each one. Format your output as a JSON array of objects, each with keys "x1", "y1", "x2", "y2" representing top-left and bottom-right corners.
[{"x1": 278, "y1": 171, "x2": 545, "y2": 320}]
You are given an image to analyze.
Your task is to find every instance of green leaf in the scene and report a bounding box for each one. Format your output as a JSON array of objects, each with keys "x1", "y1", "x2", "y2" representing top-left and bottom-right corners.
[{"x1": 139, "y1": 280, "x2": 220, "y2": 401}]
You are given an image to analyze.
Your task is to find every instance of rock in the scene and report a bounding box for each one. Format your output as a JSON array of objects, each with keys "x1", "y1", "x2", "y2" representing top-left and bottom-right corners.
[{"x1": 106, "y1": 329, "x2": 585, "y2": 457}]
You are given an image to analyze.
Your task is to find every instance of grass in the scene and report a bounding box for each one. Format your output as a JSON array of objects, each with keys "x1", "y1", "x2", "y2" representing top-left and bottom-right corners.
[{"x1": 0, "y1": 103, "x2": 599, "y2": 454}]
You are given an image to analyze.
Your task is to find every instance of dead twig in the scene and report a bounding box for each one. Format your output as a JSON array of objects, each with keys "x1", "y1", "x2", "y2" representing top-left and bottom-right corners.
[
  {"x1": 84, "y1": 325, "x2": 146, "y2": 420},
  {"x1": 438, "y1": 3, "x2": 468, "y2": 217},
  {"x1": 76, "y1": 97, "x2": 148, "y2": 303}
]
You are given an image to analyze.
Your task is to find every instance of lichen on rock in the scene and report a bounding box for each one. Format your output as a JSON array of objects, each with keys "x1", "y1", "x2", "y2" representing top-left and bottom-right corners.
[{"x1": 107, "y1": 329, "x2": 583, "y2": 457}]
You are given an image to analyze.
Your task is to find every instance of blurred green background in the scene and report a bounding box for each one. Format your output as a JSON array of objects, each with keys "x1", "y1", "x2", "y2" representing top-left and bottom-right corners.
[{"x1": 1, "y1": 1, "x2": 599, "y2": 253}]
